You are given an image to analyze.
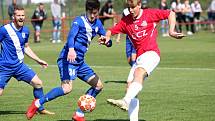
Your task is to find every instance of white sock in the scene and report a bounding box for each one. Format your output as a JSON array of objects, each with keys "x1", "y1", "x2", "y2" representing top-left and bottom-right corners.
[
  {"x1": 76, "y1": 108, "x2": 84, "y2": 117},
  {"x1": 35, "y1": 99, "x2": 41, "y2": 108},
  {"x1": 128, "y1": 98, "x2": 139, "y2": 121},
  {"x1": 127, "y1": 66, "x2": 135, "y2": 83},
  {"x1": 123, "y1": 81, "x2": 142, "y2": 104}
]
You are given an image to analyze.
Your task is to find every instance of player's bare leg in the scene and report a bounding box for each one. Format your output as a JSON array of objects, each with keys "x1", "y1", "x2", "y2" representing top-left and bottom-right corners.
[
  {"x1": 0, "y1": 88, "x2": 4, "y2": 96},
  {"x1": 26, "y1": 75, "x2": 56, "y2": 120}
]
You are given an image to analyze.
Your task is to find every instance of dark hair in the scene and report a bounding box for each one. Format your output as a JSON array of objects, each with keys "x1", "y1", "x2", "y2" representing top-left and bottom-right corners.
[
  {"x1": 13, "y1": 5, "x2": 24, "y2": 14},
  {"x1": 86, "y1": 0, "x2": 100, "y2": 11},
  {"x1": 107, "y1": 0, "x2": 112, "y2": 3},
  {"x1": 39, "y1": 3, "x2": 44, "y2": 6}
]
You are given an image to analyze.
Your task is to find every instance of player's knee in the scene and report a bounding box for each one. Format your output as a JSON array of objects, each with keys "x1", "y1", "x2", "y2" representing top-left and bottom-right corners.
[
  {"x1": 33, "y1": 83, "x2": 43, "y2": 88},
  {"x1": 0, "y1": 89, "x2": 4, "y2": 96},
  {"x1": 62, "y1": 81, "x2": 73, "y2": 94},
  {"x1": 62, "y1": 86, "x2": 72, "y2": 94},
  {"x1": 31, "y1": 76, "x2": 43, "y2": 88},
  {"x1": 36, "y1": 31, "x2": 40, "y2": 36},
  {"x1": 134, "y1": 67, "x2": 147, "y2": 82},
  {"x1": 88, "y1": 74, "x2": 103, "y2": 90},
  {"x1": 96, "y1": 80, "x2": 103, "y2": 90}
]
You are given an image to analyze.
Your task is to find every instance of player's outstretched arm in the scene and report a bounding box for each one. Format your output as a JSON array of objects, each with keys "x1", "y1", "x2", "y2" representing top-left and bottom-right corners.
[
  {"x1": 168, "y1": 11, "x2": 185, "y2": 39},
  {"x1": 98, "y1": 30, "x2": 112, "y2": 47},
  {"x1": 24, "y1": 43, "x2": 48, "y2": 68}
]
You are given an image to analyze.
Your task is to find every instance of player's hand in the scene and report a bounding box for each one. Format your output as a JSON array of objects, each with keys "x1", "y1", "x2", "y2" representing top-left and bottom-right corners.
[
  {"x1": 98, "y1": 36, "x2": 106, "y2": 45},
  {"x1": 67, "y1": 48, "x2": 76, "y2": 63},
  {"x1": 169, "y1": 32, "x2": 186, "y2": 39},
  {"x1": 37, "y1": 59, "x2": 48, "y2": 68},
  {"x1": 98, "y1": 36, "x2": 112, "y2": 47},
  {"x1": 39, "y1": 16, "x2": 43, "y2": 20}
]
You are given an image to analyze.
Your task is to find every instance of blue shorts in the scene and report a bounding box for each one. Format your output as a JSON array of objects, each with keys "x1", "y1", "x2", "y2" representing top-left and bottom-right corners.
[
  {"x1": 57, "y1": 59, "x2": 95, "y2": 82},
  {"x1": 0, "y1": 63, "x2": 36, "y2": 89},
  {"x1": 126, "y1": 35, "x2": 136, "y2": 58}
]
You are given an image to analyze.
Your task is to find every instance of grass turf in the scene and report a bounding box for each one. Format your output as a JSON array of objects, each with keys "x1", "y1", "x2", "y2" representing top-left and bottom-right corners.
[{"x1": 0, "y1": 31, "x2": 215, "y2": 121}]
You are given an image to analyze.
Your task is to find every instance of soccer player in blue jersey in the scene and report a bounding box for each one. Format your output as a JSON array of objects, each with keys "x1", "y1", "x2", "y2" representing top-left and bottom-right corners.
[
  {"x1": 0, "y1": 6, "x2": 54, "y2": 115},
  {"x1": 26, "y1": 0, "x2": 112, "y2": 120},
  {"x1": 126, "y1": 36, "x2": 136, "y2": 67}
]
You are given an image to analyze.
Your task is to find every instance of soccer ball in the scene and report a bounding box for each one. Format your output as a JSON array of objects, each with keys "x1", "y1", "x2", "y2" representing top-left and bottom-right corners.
[{"x1": 77, "y1": 95, "x2": 96, "y2": 112}]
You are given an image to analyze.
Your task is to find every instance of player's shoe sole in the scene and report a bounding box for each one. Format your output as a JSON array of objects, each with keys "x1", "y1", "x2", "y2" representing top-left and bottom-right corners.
[
  {"x1": 26, "y1": 99, "x2": 39, "y2": 120},
  {"x1": 38, "y1": 109, "x2": 55, "y2": 115},
  {"x1": 107, "y1": 99, "x2": 128, "y2": 111},
  {"x1": 72, "y1": 113, "x2": 85, "y2": 121}
]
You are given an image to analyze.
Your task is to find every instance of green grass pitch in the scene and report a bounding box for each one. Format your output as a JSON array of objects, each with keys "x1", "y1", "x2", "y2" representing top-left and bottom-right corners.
[{"x1": 0, "y1": 31, "x2": 215, "y2": 121}]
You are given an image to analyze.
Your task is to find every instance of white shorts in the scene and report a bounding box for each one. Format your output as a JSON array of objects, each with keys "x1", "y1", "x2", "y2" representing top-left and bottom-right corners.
[{"x1": 127, "y1": 51, "x2": 160, "y2": 82}]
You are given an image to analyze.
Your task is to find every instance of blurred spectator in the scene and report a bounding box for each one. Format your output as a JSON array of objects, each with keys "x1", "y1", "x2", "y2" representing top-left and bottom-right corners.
[
  {"x1": 182, "y1": 0, "x2": 195, "y2": 35},
  {"x1": 31, "y1": 3, "x2": 47, "y2": 43},
  {"x1": 99, "y1": 0, "x2": 116, "y2": 25},
  {"x1": 159, "y1": 0, "x2": 169, "y2": 37},
  {"x1": 171, "y1": 0, "x2": 184, "y2": 33},
  {"x1": 51, "y1": 0, "x2": 62, "y2": 43},
  {"x1": 142, "y1": 0, "x2": 148, "y2": 9},
  {"x1": 191, "y1": 0, "x2": 202, "y2": 32},
  {"x1": 208, "y1": 0, "x2": 215, "y2": 32},
  {"x1": 8, "y1": 0, "x2": 16, "y2": 20},
  {"x1": 100, "y1": 0, "x2": 119, "y2": 43},
  {"x1": 60, "y1": 0, "x2": 66, "y2": 18}
]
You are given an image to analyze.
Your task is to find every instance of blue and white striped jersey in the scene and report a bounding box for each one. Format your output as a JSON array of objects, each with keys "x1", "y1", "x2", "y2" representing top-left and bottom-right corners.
[
  {"x1": 0, "y1": 23, "x2": 29, "y2": 66},
  {"x1": 58, "y1": 14, "x2": 106, "y2": 63}
]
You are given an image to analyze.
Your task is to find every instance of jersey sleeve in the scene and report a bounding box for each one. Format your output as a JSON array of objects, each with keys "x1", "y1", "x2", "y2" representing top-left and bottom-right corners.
[
  {"x1": 34, "y1": 9, "x2": 40, "y2": 18},
  {"x1": 67, "y1": 17, "x2": 80, "y2": 48},
  {"x1": 25, "y1": 27, "x2": 30, "y2": 43},
  {"x1": 109, "y1": 18, "x2": 127, "y2": 35},
  {"x1": 147, "y1": 9, "x2": 171, "y2": 21},
  {"x1": 97, "y1": 19, "x2": 106, "y2": 36}
]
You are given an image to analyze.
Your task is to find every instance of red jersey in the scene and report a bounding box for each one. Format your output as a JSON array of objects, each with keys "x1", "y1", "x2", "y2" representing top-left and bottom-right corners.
[{"x1": 110, "y1": 9, "x2": 171, "y2": 57}]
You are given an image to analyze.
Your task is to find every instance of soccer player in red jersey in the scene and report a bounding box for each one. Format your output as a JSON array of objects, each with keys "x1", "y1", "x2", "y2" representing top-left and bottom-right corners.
[{"x1": 101, "y1": 0, "x2": 185, "y2": 120}]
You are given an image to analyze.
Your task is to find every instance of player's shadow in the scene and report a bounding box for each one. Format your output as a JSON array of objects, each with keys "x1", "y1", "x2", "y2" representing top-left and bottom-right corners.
[
  {"x1": 0, "y1": 110, "x2": 25, "y2": 115},
  {"x1": 57, "y1": 120, "x2": 71, "y2": 121},
  {"x1": 57, "y1": 119, "x2": 146, "y2": 121},
  {"x1": 89, "y1": 119, "x2": 146, "y2": 121},
  {"x1": 104, "y1": 80, "x2": 126, "y2": 84}
]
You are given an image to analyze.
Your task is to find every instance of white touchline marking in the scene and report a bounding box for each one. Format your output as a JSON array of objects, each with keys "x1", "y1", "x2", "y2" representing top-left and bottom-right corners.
[{"x1": 29, "y1": 65, "x2": 215, "y2": 71}]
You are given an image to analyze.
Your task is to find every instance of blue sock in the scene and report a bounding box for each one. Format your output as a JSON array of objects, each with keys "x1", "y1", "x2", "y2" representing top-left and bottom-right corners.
[
  {"x1": 33, "y1": 88, "x2": 45, "y2": 111},
  {"x1": 131, "y1": 61, "x2": 135, "y2": 66},
  {"x1": 129, "y1": 61, "x2": 133, "y2": 66},
  {"x1": 39, "y1": 87, "x2": 65, "y2": 105},
  {"x1": 85, "y1": 87, "x2": 102, "y2": 98}
]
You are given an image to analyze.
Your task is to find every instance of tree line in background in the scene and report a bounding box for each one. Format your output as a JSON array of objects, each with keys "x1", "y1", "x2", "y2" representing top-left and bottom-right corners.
[
  {"x1": 0, "y1": 0, "x2": 213, "y2": 23},
  {"x1": 67, "y1": 0, "x2": 213, "y2": 15}
]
